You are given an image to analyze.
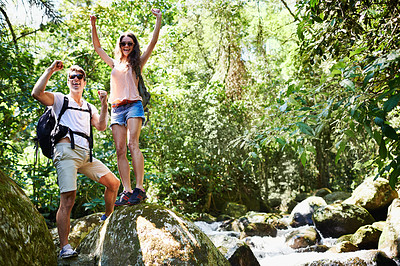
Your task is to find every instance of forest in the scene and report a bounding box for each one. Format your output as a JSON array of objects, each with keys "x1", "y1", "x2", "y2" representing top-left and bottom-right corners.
[{"x1": 1, "y1": 0, "x2": 400, "y2": 224}]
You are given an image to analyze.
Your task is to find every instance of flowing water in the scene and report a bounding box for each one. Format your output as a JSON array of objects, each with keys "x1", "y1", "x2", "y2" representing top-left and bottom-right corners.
[{"x1": 194, "y1": 221, "x2": 400, "y2": 266}]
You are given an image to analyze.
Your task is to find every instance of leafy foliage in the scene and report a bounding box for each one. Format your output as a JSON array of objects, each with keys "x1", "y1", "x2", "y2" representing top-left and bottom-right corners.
[{"x1": 1, "y1": 0, "x2": 399, "y2": 222}]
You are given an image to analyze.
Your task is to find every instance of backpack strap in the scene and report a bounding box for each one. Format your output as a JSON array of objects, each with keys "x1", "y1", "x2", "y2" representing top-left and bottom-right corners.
[
  {"x1": 66, "y1": 102, "x2": 93, "y2": 162},
  {"x1": 58, "y1": 96, "x2": 69, "y2": 123}
]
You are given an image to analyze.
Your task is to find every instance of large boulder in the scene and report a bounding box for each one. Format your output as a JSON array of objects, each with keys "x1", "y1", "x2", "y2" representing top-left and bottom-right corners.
[
  {"x1": 312, "y1": 203, "x2": 375, "y2": 238},
  {"x1": 378, "y1": 198, "x2": 400, "y2": 259},
  {"x1": 323, "y1": 191, "x2": 351, "y2": 204},
  {"x1": 285, "y1": 226, "x2": 319, "y2": 249},
  {"x1": 208, "y1": 234, "x2": 260, "y2": 266},
  {"x1": 77, "y1": 204, "x2": 229, "y2": 265},
  {"x1": 350, "y1": 224, "x2": 383, "y2": 250},
  {"x1": 240, "y1": 222, "x2": 277, "y2": 239},
  {"x1": 344, "y1": 177, "x2": 398, "y2": 220},
  {"x1": 289, "y1": 196, "x2": 327, "y2": 227},
  {"x1": 223, "y1": 202, "x2": 248, "y2": 218},
  {"x1": 50, "y1": 212, "x2": 103, "y2": 252},
  {"x1": 0, "y1": 170, "x2": 57, "y2": 265}
]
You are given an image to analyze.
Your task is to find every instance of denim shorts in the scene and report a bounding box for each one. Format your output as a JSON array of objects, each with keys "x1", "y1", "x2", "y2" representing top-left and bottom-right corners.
[{"x1": 110, "y1": 101, "x2": 145, "y2": 127}]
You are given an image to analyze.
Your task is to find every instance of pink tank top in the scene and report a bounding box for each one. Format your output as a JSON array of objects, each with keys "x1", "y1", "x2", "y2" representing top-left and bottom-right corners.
[{"x1": 109, "y1": 60, "x2": 142, "y2": 105}]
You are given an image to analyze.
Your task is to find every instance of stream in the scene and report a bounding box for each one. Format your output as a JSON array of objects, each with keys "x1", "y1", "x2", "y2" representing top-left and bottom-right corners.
[{"x1": 194, "y1": 221, "x2": 400, "y2": 266}]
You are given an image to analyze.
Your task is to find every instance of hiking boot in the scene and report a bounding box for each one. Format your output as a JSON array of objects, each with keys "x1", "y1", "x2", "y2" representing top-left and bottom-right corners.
[
  {"x1": 100, "y1": 214, "x2": 108, "y2": 221},
  {"x1": 128, "y1": 188, "x2": 147, "y2": 205},
  {"x1": 115, "y1": 191, "x2": 132, "y2": 207},
  {"x1": 59, "y1": 244, "x2": 78, "y2": 259}
]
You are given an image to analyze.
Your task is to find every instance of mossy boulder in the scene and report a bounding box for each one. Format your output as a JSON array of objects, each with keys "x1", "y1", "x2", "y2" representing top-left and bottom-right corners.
[
  {"x1": 344, "y1": 177, "x2": 398, "y2": 220},
  {"x1": 314, "y1": 188, "x2": 332, "y2": 197},
  {"x1": 50, "y1": 212, "x2": 103, "y2": 252},
  {"x1": 77, "y1": 203, "x2": 229, "y2": 265},
  {"x1": 208, "y1": 234, "x2": 259, "y2": 266},
  {"x1": 285, "y1": 226, "x2": 319, "y2": 249},
  {"x1": 223, "y1": 202, "x2": 247, "y2": 218},
  {"x1": 0, "y1": 170, "x2": 56, "y2": 265},
  {"x1": 313, "y1": 203, "x2": 375, "y2": 238},
  {"x1": 323, "y1": 191, "x2": 351, "y2": 204},
  {"x1": 241, "y1": 222, "x2": 277, "y2": 239},
  {"x1": 350, "y1": 224, "x2": 382, "y2": 250}
]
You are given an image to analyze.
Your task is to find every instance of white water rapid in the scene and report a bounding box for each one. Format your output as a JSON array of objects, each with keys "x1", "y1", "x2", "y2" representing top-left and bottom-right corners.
[{"x1": 194, "y1": 221, "x2": 400, "y2": 266}]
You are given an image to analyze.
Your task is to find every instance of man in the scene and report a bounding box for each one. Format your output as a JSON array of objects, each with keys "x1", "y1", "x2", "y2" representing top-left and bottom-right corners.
[{"x1": 31, "y1": 60, "x2": 120, "y2": 259}]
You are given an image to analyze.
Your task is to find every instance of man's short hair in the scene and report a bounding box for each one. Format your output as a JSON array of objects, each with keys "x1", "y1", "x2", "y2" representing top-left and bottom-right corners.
[{"x1": 67, "y1": 65, "x2": 86, "y2": 80}]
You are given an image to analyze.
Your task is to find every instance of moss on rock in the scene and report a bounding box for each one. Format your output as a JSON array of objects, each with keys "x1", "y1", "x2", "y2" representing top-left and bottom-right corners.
[
  {"x1": 78, "y1": 203, "x2": 229, "y2": 265},
  {"x1": 0, "y1": 170, "x2": 56, "y2": 265}
]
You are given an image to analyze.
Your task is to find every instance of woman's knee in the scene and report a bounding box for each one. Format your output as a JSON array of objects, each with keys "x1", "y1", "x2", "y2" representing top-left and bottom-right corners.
[
  {"x1": 115, "y1": 144, "x2": 127, "y2": 158},
  {"x1": 127, "y1": 140, "x2": 140, "y2": 152}
]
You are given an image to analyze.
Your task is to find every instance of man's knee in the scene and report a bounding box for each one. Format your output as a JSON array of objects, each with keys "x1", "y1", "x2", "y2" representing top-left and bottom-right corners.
[
  {"x1": 101, "y1": 173, "x2": 120, "y2": 191},
  {"x1": 60, "y1": 191, "x2": 76, "y2": 210}
]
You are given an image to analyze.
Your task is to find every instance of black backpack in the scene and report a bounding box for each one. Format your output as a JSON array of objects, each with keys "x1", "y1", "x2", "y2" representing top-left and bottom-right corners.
[
  {"x1": 135, "y1": 66, "x2": 151, "y2": 125},
  {"x1": 135, "y1": 66, "x2": 151, "y2": 109},
  {"x1": 35, "y1": 96, "x2": 93, "y2": 161}
]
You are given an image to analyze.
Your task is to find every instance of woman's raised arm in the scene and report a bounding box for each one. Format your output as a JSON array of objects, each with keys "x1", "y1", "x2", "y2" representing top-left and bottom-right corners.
[
  {"x1": 140, "y1": 8, "x2": 162, "y2": 69},
  {"x1": 90, "y1": 15, "x2": 114, "y2": 68}
]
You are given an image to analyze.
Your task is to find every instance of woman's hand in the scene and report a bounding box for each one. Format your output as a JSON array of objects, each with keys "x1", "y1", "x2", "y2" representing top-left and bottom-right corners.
[
  {"x1": 151, "y1": 8, "x2": 162, "y2": 19},
  {"x1": 90, "y1": 15, "x2": 97, "y2": 26}
]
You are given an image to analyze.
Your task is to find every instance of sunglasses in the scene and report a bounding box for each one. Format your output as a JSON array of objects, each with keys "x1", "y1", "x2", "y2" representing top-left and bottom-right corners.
[
  {"x1": 69, "y1": 74, "x2": 84, "y2": 80},
  {"x1": 120, "y1": 42, "x2": 134, "y2": 47}
]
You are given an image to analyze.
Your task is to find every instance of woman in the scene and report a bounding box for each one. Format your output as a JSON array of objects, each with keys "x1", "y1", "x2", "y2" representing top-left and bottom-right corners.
[{"x1": 90, "y1": 9, "x2": 162, "y2": 206}]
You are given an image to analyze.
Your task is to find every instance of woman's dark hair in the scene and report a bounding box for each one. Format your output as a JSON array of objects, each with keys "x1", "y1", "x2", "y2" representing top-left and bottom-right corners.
[{"x1": 114, "y1": 32, "x2": 142, "y2": 76}]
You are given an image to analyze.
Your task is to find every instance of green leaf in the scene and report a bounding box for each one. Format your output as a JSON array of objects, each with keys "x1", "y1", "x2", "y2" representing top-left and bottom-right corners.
[
  {"x1": 300, "y1": 152, "x2": 307, "y2": 167},
  {"x1": 363, "y1": 72, "x2": 374, "y2": 87},
  {"x1": 349, "y1": 47, "x2": 366, "y2": 57},
  {"x1": 383, "y1": 93, "x2": 400, "y2": 112},
  {"x1": 296, "y1": 122, "x2": 314, "y2": 136},
  {"x1": 389, "y1": 167, "x2": 400, "y2": 189},
  {"x1": 374, "y1": 117, "x2": 384, "y2": 126},
  {"x1": 335, "y1": 140, "x2": 346, "y2": 164},
  {"x1": 382, "y1": 124, "x2": 398, "y2": 140},
  {"x1": 340, "y1": 79, "x2": 355, "y2": 91},
  {"x1": 379, "y1": 137, "x2": 387, "y2": 159}
]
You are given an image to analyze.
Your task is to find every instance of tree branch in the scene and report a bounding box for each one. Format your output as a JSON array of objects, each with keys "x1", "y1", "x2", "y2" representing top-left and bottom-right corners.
[
  {"x1": 280, "y1": 0, "x2": 299, "y2": 22},
  {"x1": 0, "y1": 6, "x2": 19, "y2": 52}
]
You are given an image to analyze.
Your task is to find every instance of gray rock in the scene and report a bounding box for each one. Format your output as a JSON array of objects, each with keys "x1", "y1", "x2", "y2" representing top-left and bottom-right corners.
[
  {"x1": 51, "y1": 212, "x2": 103, "y2": 253},
  {"x1": 344, "y1": 177, "x2": 398, "y2": 220},
  {"x1": 285, "y1": 226, "x2": 319, "y2": 249},
  {"x1": 314, "y1": 188, "x2": 332, "y2": 197},
  {"x1": 223, "y1": 202, "x2": 248, "y2": 218},
  {"x1": 323, "y1": 191, "x2": 351, "y2": 204},
  {"x1": 313, "y1": 203, "x2": 375, "y2": 238},
  {"x1": 208, "y1": 234, "x2": 259, "y2": 266},
  {"x1": 350, "y1": 224, "x2": 382, "y2": 250},
  {"x1": 0, "y1": 170, "x2": 57, "y2": 265},
  {"x1": 77, "y1": 203, "x2": 229, "y2": 265},
  {"x1": 241, "y1": 222, "x2": 277, "y2": 239},
  {"x1": 378, "y1": 198, "x2": 400, "y2": 259}
]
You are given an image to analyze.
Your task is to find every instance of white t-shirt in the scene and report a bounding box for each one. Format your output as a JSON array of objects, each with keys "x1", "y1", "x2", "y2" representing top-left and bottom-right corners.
[{"x1": 52, "y1": 92, "x2": 98, "y2": 149}]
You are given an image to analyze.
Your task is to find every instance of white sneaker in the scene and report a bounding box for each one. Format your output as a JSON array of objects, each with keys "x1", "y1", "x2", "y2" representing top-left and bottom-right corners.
[{"x1": 59, "y1": 244, "x2": 78, "y2": 259}]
